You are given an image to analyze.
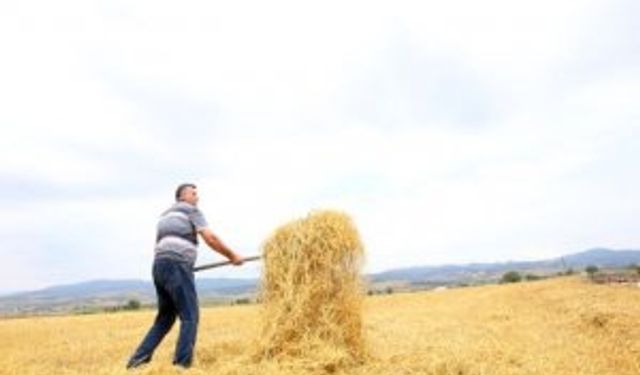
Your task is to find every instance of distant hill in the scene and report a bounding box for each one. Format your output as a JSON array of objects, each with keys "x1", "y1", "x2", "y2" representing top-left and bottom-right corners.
[
  {"x1": 372, "y1": 248, "x2": 640, "y2": 283},
  {"x1": 0, "y1": 278, "x2": 258, "y2": 315},
  {"x1": 561, "y1": 248, "x2": 640, "y2": 266},
  {"x1": 2, "y1": 248, "x2": 639, "y2": 315}
]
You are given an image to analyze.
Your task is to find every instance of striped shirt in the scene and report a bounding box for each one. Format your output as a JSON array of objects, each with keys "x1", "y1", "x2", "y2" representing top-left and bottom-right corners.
[{"x1": 154, "y1": 202, "x2": 208, "y2": 265}]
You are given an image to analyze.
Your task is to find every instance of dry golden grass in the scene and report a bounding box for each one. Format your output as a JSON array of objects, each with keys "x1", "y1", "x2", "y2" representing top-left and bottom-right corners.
[
  {"x1": 1, "y1": 277, "x2": 639, "y2": 375},
  {"x1": 256, "y1": 210, "x2": 365, "y2": 364}
]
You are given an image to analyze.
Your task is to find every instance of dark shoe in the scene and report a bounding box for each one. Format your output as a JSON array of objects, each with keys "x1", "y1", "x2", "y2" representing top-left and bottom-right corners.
[
  {"x1": 126, "y1": 355, "x2": 151, "y2": 369},
  {"x1": 173, "y1": 361, "x2": 192, "y2": 370}
]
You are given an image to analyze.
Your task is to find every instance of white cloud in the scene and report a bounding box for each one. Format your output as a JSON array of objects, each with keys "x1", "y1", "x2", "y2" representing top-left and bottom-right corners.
[{"x1": 0, "y1": 0, "x2": 638, "y2": 293}]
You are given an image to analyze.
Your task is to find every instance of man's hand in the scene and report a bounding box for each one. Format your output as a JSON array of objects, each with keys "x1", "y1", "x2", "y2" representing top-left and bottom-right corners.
[{"x1": 230, "y1": 254, "x2": 244, "y2": 266}]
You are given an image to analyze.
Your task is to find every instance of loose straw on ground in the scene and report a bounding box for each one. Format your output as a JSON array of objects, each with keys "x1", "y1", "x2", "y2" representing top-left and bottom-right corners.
[{"x1": 254, "y1": 210, "x2": 366, "y2": 368}]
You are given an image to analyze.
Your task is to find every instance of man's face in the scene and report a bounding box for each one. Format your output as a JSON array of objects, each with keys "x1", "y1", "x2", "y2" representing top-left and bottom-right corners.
[{"x1": 180, "y1": 186, "x2": 199, "y2": 205}]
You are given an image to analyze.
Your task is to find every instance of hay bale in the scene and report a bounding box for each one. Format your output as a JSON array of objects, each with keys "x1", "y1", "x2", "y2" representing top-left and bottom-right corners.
[{"x1": 254, "y1": 210, "x2": 366, "y2": 365}]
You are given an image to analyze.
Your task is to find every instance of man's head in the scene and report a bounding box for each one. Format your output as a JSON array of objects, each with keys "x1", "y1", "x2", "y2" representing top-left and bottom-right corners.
[{"x1": 175, "y1": 183, "x2": 199, "y2": 205}]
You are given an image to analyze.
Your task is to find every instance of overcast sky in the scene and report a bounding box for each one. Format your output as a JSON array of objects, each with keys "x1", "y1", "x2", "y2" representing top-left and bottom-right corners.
[{"x1": 0, "y1": 0, "x2": 638, "y2": 294}]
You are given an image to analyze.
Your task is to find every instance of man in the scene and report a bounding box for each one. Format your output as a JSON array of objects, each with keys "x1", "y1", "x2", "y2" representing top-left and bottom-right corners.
[{"x1": 127, "y1": 183, "x2": 244, "y2": 369}]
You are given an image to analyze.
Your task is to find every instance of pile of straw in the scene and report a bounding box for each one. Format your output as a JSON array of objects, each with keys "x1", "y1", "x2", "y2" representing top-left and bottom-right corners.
[{"x1": 254, "y1": 210, "x2": 366, "y2": 366}]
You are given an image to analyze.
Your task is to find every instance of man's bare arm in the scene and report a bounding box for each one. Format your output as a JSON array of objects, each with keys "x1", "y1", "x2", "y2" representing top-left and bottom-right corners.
[{"x1": 198, "y1": 228, "x2": 244, "y2": 265}]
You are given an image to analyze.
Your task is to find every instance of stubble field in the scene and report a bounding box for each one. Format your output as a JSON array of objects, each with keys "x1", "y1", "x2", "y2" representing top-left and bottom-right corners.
[{"x1": 1, "y1": 277, "x2": 638, "y2": 375}]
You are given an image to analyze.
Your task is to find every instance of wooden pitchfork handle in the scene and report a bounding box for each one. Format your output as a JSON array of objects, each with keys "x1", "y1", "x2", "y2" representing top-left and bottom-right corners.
[{"x1": 193, "y1": 255, "x2": 261, "y2": 272}]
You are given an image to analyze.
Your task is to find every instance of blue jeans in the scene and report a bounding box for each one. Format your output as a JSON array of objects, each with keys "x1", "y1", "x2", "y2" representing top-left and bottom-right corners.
[{"x1": 128, "y1": 258, "x2": 199, "y2": 368}]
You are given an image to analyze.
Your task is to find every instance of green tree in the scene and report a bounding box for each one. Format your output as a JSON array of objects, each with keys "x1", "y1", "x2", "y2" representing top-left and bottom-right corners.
[
  {"x1": 565, "y1": 268, "x2": 575, "y2": 276},
  {"x1": 585, "y1": 265, "x2": 599, "y2": 277},
  {"x1": 501, "y1": 271, "x2": 522, "y2": 283},
  {"x1": 125, "y1": 299, "x2": 141, "y2": 310},
  {"x1": 524, "y1": 273, "x2": 542, "y2": 281}
]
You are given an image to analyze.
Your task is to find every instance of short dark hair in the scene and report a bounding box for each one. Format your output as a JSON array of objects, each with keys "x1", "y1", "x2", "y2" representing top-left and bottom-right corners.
[{"x1": 175, "y1": 183, "x2": 197, "y2": 201}]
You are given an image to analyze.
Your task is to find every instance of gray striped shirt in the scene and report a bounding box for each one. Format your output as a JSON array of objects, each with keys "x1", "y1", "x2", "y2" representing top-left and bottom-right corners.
[{"x1": 154, "y1": 202, "x2": 208, "y2": 265}]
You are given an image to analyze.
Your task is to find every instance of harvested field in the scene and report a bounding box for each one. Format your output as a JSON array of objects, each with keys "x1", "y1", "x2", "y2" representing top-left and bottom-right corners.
[{"x1": 0, "y1": 277, "x2": 639, "y2": 374}]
